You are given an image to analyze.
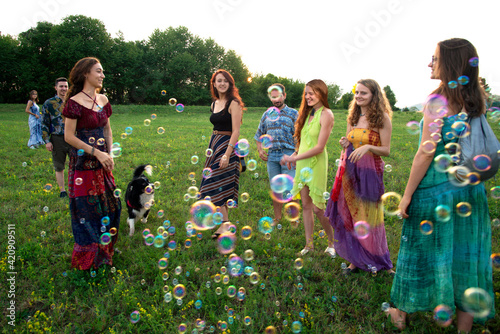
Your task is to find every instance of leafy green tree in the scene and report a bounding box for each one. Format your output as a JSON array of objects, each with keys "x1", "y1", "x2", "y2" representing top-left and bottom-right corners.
[
  {"x1": 17, "y1": 21, "x2": 55, "y2": 102},
  {"x1": 383, "y1": 85, "x2": 399, "y2": 111},
  {"x1": 335, "y1": 92, "x2": 354, "y2": 110},
  {"x1": 0, "y1": 34, "x2": 22, "y2": 103},
  {"x1": 49, "y1": 15, "x2": 113, "y2": 77},
  {"x1": 105, "y1": 33, "x2": 145, "y2": 104}
]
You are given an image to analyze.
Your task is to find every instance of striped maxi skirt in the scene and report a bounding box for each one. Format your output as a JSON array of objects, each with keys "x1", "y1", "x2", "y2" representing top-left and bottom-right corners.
[{"x1": 200, "y1": 134, "x2": 240, "y2": 207}]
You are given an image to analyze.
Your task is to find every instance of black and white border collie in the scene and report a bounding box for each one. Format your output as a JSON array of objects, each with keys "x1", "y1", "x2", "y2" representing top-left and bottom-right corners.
[{"x1": 125, "y1": 165, "x2": 154, "y2": 236}]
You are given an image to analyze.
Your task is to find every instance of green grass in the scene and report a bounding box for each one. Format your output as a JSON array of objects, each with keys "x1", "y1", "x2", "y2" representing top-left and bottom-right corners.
[{"x1": 0, "y1": 104, "x2": 498, "y2": 333}]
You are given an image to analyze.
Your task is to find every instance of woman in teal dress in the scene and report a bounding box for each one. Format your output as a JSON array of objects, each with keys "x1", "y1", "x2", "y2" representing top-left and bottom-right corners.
[
  {"x1": 388, "y1": 38, "x2": 495, "y2": 331},
  {"x1": 281, "y1": 79, "x2": 335, "y2": 257}
]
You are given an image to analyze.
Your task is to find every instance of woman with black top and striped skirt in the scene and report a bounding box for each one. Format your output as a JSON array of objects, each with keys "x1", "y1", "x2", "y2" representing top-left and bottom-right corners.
[{"x1": 200, "y1": 69, "x2": 244, "y2": 238}]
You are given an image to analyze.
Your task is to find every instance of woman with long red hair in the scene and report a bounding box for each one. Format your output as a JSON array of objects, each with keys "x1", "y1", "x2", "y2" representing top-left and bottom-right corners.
[
  {"x1": 281, "y1": 79, "x2": 335, "y2": 256},
  {"x1": 200, "y1": 69, "x2": 244, "y2": 238}
]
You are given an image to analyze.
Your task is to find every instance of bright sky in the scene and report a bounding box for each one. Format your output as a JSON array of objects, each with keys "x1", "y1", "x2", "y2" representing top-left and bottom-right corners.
[{"x1": 2, "y1": 0, "x2": 499, "y2": 108}]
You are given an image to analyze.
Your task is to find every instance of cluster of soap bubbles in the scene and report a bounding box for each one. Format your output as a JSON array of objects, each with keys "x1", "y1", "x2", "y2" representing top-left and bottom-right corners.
[{"x1": 270, "y1": 174, "x2": 294, "y2": 203}]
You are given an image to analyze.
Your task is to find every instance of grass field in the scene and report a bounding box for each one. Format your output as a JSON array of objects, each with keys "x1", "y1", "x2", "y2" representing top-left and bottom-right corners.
[{"x1": 0, "y1": 103, "x2": 499, "y2": 333}]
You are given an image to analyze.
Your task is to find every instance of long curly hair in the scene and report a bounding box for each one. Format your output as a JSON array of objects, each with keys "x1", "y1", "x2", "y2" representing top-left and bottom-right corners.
[
  {"x1": 294, "y1": 79, "x2": 330, "y2": 149},
  {"x1": 431, "y1": 38, "x2": 485, "y2": 117},
  {"x1": 65, "y1": 57, "x2": 101, "y2": 104},
  {"x1": 347, "y1": 79, "x2": 392, "y2": 129},
  {"x1": 210, "y1": 69, "x2": 245, "y2": 114}
]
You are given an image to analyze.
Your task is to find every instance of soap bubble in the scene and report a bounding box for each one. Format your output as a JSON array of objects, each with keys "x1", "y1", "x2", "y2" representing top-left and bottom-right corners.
[
  {"x1": 244, "y1": 249, "x2": 254, "y2": 261},
  {"x1": 445, "y1": 142, "x2": 461, "y2": 156},
  {"x1": 100, "y1": 233, "x2": 111, "y2": 245},
  {"x1": 291, "y1": 321, "x2": 302, "y2": 333},
  {"x1": 240, "y1": 192, "x2": 250, "y2": 203},
  {"x1": 462, "y1": 287, "x2": 492, "y2": 318},
  {"x1": 259, "y1": 134, "x2": 273, "y2": 149},
  {"x1": 490, "y1": 253, "x2": 500, "y2": 271},
  {"x1": 434, "y1": 154, "x2": 453, "y2": 173},
  {"x1": 153, "y1": 235, "x2": 165, "y2": 248},
  {"x1": 422, "y1": 140, "x2": 437, "y2": 154},
  {"x1": 202, "y1": 168, "x2": 212, "y2": 179},
  {"x1": 176, "y1": 104, "x2": 184, "y2": 112},
  {"x1": 173, "y1": 284, "x2": 186, "y2": 299},
  {"x1": 266, "y1": 107, "x2": 280, "y2": 121},
  {"x1": 353, "y1": 221, "x2": 370, "y2": 239},
  {"x1": 157, "y1": 127, "x2": 165, "y2": 134},
  {"x1": 473, "y1": 155, "x2": 492, "y2": 172},
  {"x1": 406, "y1": 121, "x2": 420, "y2": 135},
  {"x1": 284, "y1": 202, "x2": 301, "y2": 221},
  {"x1": 467, "y1": 172, "x2": 481, "y2": 185},
  {"x1": 491, "y1": 186, "x2": 500, "y2": 199},
  {"x1": 187, "y1": 186, "x2": 199, "y2": 198},
  {"x1": 430, "y1": 132, "x2": 442, "y2": 143},
  {"x1": 235, "y1": 139, "x2": 250, "y2": 157},
  {"x1": 228, "y1": 256, "x2": 244, "y2": 277},
  {"x1": 456, "y1": 202, "x2": 472, "y2": 217},
  {"x1": 241, "y1": 226, "x2": 253, "y2": 240},
  {"x1": 249, "y1": 272, "x2": 260, "y2": 284},
  {"x1": 468, "y1": 57, "x2": 479, "y2": 67},
  {"x1": 258, "y1": 217, "x2": 274, "y2": 234},
  {"x1": 294, "y1": 258, "x2": 304, "y2": 270},
  {"x1": 130, "y1": 311, "x2": 140, "y2": 324},
  {"x1": 247, "y1": 159, "x2": 257, "y2": 171},
  {"x1": 190, "y1": 200, "x2": 216, "y2": 230},
  {"x1": 144, "y1": 119, "x2": 151, "y2": 126},
  {"x1": 435, "y1": 205, "x2": 451, "y2": 222},
  {"x1": 158, "y1": 257, "x2": 168, "y2": 269},
  {"x1": 217, "y1": 232, "x2": 236, "y2": 254},
  {"x1": 43, "y1": 183, "x2": 53, "y2": 192},
  {"x1": 191, "y1": 155, "x2": 199, "y2": 164},
  {"x1": 424, "y1": 94, "x2": 448, "y2": 118},
  {"x1": 270, "y1": 174, "x2": 294, "y2": 194},
  {"x1": 458, "y1": 75, "x2": 469, "y2": 85},
  {"x1": 299, "y1": 167, "x2": 313, "y2": 183},
  {"x1": 433, "y1": 304, "x2": 453, "y2": 327},
  {"x1": 451, "y1": 121, "x2": 470, "y2": 138},
  {"x1": 169, "y1": 98, "x2": 177, "y2": 106},
  {"x1": 419, "y1": 220, "x2": 434, "y2": 235},
  {"x1": 205, "y1": 148, "x2": 213, "y2": 157},
  {"x1": 448, "y1": 81, "x2": 458, "y2": 89},
  {"x1": 381, "y1": 192, "x2": 401, "y2": 216},
  {"x1": 448, "y1": 166, "x2": 471, "y2": 187},
  {"x1": 125, "y1": 127, "x2": 133, "y2": 135},
  {"x1": 384, "y1": 164, "x2": 392, "y2": 172},
  {"x1": 75, "y1": 178, "x2": 83, "y2": 186}
]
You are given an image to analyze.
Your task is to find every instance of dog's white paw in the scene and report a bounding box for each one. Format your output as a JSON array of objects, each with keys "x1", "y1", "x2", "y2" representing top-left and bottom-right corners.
[{"x1": 128, "y1": 219, "x2": 135, "y2": 236}]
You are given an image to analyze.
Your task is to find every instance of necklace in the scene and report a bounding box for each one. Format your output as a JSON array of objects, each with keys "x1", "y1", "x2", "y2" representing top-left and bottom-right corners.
[{"x1": 81, "y1": 91, "x2": 103, "y2": 112}]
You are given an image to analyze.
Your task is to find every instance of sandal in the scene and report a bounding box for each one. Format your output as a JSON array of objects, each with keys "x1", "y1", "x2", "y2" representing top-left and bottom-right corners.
[{"x1": 342, "y1": 267, "x2": 359, "y2": 276}]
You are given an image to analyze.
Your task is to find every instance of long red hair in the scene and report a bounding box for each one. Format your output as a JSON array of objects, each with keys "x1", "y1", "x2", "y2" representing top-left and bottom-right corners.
[
  {"x1": 210, "y1": 69, "x2": 245, "y2": 113},
  {"x1": 294, "y1": 79, "x2": 329, "y2": 148}
]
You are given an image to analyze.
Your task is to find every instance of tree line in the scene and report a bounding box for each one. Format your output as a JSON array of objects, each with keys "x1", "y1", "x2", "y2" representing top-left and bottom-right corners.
[{"x1": 0, "y1": 15, "x2": 401, "y2": 109}]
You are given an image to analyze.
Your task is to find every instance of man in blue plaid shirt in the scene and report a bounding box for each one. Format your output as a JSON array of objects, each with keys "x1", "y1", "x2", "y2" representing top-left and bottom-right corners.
[{"x1": 254, "y1": 83, "x2": 298, "y2": 222}]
